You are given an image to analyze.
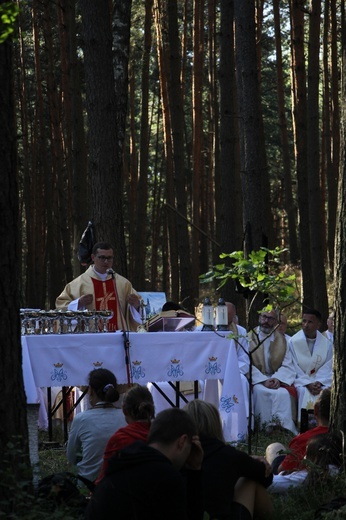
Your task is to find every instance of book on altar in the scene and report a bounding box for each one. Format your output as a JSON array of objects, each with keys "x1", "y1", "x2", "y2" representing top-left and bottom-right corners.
[{"x1": 145, "y1": 310, "x2": 195, "y2": 332}]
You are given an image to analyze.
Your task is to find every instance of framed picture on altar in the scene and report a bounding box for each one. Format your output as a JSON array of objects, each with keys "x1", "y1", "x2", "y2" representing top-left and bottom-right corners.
[{"x1": 138, "y1": 292, "x2": 166, "y2": 319}]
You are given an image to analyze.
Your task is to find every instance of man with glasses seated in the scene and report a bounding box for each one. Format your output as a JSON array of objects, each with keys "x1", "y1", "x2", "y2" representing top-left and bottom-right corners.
[
  {"x1": 248, "y1": 309, "x2": 298, "y2": 434},
  {"x1": 56, "y1": 241, "x2": 142, "y2": 332}
]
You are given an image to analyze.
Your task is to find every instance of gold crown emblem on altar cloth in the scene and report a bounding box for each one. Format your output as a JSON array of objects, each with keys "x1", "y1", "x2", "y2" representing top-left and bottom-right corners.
[
  {"x1": 132, "y1": 360, "x2": 141, "y2": 365},
  {"x1": 171, "y1": 359, "x2": 180, "y2": 364},
  {"x1": 93, "y1": 361, "x2": 103, "y2": 367},
  {"x1": 209, "y1": 356, "x2": 217, "y2": 361},
  {"x1": 54, "y1": 362, "x2": 63, "y2": 368}
]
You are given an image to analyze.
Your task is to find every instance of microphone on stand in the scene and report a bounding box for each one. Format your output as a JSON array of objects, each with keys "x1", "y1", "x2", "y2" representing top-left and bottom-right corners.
[{"x1": 107, "y1": 268, "x2": 115, "y2": 279}]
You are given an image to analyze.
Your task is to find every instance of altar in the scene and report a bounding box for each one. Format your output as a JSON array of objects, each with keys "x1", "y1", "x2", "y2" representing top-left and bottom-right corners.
[{"x1": 22, "y1": 331, "x2": 247, "y2": 441}]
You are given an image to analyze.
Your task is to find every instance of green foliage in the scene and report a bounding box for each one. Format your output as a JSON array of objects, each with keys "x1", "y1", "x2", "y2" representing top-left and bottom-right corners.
[
  {"x1": 200, "y1": 247, "x2": 299, "y2": 313},
  {"x1": 0, "y1": 2, "x2": 19, "y2": 43}
]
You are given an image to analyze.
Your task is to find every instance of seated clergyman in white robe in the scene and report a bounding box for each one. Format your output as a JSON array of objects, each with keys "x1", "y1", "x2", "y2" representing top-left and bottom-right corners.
[
  {"x1": 249, "y1": 310, "x2": 298, "y2": 434},
  {"x1": 289, "y1": 309, "x2": 333, "y2": 415}
]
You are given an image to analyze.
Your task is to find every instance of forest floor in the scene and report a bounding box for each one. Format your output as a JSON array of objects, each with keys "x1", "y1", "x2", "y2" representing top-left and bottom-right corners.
[{"x1": 36, "y1": 424, "x2": 346, "y2": 520}]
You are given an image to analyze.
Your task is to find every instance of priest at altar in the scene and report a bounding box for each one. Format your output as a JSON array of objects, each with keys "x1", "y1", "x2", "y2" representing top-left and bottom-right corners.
[{"x1": 56, "y1": 242, "x2": 142, "y2": 332}]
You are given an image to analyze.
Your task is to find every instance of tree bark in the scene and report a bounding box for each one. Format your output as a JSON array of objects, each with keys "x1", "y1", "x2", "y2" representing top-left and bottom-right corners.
[
  {"x1": 133, "y1": 0, "x2": 153, "y2": 289},
  {"x1": 290, "y1": 0, "x2": 314, "y2": 307},
  {"x1": 218, "y1": 0, "x2": 245, "y2": 315},
  {"x1": 80, "y1": 0, "x2": 129, "y2": 275},
  {"x1": 273, "y1": 0, "x2": 299, "y2": 265},
  {"x1": 307, "y1": 0, "x2": 329, "y2": 318},
  {"x1": 154, "y1": 0, "x2": 179, "y2": 301},
  {"x1": 0, "y1": 11, "x2": 29, "y2": 474},
  {"x1": 234, "y1": 0, "x2": 268, "y2": 325},
  {"x1": 331, "y1": 0, "x2": 346, "y2": 439},
  {"x1": 166, "y1": 0, "x2": 194, "y2": 311}
]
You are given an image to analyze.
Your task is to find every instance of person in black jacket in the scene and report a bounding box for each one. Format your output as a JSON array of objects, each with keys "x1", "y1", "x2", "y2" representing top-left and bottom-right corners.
[
  {"x1": 184, "y1": 400, "x2": 273, "y2": 520},
  {"x1": 84, "y1": 408, "x2": 204, "y2": 520}
]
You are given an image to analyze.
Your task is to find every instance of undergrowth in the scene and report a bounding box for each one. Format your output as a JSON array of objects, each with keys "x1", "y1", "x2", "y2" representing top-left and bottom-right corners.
[{"x1": 1, "y1": 425, "x2": 346, "y2": 519}]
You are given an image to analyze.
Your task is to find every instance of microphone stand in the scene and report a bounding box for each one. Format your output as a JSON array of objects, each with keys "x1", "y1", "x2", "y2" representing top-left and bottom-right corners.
[
  {"x1": 122, "y1": 330, "x2": 132, "y2": 385},
  {"x1": 108, "y1": 268, "x2": 131, "y2": 384}
]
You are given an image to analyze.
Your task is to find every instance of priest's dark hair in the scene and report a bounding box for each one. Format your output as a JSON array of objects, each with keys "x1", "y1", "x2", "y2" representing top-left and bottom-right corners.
[{"x1": 92, "y1": 242, "x2": 113, "y2": 255}]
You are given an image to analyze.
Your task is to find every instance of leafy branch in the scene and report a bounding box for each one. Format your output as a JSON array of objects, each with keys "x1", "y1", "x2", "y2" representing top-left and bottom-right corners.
[
  {"x1": 200, "y1": 247, "x2": 300, "y2": 453},
  {"x1": 200, "y1": 247, "x2": 299, "y2": 317},
  {"x1": 0, "y1": 2, "x2": 20, "y2": 44}
]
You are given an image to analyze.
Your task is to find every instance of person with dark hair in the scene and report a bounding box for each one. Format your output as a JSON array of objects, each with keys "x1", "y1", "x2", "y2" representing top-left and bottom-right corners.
[
  {"x1": 266, "y1": 387, "x2": 331, "y2": 474},
  {"x1": 184, "y1": 400, "x2": 273, "y2": 520},
  {"x1": 96, "y1": 384, "x2": 155, "y2": 484},
  {"x1": 56, "y1": 241, "x2": 142, "y2": 331},
  {"x1": 85, "y1": 408, "x2": 204, "y2": 520},
  {"x1": 289, "y1": 309, "x2": 333, "y2": 415},
  {"x1": 67, "y1": 369, "x2": 126, "y2": 484},
  {"x1": 268, "y1": 432, "x2": 342, "y2": 494}
]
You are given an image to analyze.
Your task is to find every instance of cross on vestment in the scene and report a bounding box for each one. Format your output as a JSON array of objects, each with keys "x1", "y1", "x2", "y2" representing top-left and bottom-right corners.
[{"x1": 92, "y1": 278, "x2": 118, "y2": 331}]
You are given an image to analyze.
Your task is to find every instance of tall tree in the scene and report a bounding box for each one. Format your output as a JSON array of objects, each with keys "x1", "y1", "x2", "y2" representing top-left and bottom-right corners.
[
  {"x1": 0, "y1": 0, "x2": 29, "y2": 474},
  {"x1": 166, "y1": 0, "x2": 194, "y2": 309},
  {"x1": 290, "y1": 0, "x2": 314, "y2": 307},
  {"x1": 218, "y1": 0, "x2": 244, "y2": 314},
  {"x1": 306, "y1": 0, "x2": 329, "y2": 318},
  {"x1": 132, "y1": 0, "x2": 153, "y2": 290},
  {"x1": 233, "y1": 0, "x2": 270, "y2": 325},
  {"x1": 154, "y1": 0, "x2": 179, "y2": 300},
  {"x1": 79, "y1": 0, "x2": 129, "y2": 275},
  {"x1": 330, "y1": 0, "x2": 346, "y2": 440},
  {"x1": 273, "y1": 0, "x2": 299, "y2": 265},
  {"x1": 191, "y1": 0, "x2": 204, "y2": 299},
  {"x1": 325, "y1": 0, "x2": 340, "y2": 272}
]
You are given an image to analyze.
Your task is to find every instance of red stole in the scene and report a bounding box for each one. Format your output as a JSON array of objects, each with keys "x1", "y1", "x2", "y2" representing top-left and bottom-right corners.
[{"x1": 91, "y1": 278, "x2": 118, "y2": 331}]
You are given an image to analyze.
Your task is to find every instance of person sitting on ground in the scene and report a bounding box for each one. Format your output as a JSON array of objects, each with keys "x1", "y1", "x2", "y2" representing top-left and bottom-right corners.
[
  {"x1": 66, "y1": 368, "x2": 126, "y2": 486},
  {"x1": 266, "y1": 387, "x2": 331, "y2": 475},
  {"x1": 268, "y1": 432, "x2": 342, "y2": 494},
  {"x1": 85, "y1": 408, "x2": 204, "y2": 520},
  {"x1": 95, "y1": 384, "x2": 155, "y2": 485},
  {"x1": 184, "y1": 399, "x2": 274, "y2": 520}
]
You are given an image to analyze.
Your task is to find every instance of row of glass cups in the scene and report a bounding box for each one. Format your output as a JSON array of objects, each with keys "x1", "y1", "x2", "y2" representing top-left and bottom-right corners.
[{"x1": 20, "y1": 309, "x2": 114, "y2": 335}]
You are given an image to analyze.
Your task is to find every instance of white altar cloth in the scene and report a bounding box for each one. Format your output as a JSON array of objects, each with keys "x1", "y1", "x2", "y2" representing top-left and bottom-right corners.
[{"x1": 22, "y1": 332, "x2": 247, "y2": 441}]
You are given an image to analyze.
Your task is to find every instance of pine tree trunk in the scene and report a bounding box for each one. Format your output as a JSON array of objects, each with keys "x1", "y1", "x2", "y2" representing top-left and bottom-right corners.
[
  {"x1": 307, "y1": 0, "x2": 329, "y2": 317},
  {"x1": 290, "y1": 0, "x2": 314, "y2": 307},
  {"x1": 0, "y1": 18, "x2": 30, "y2": 475}
]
